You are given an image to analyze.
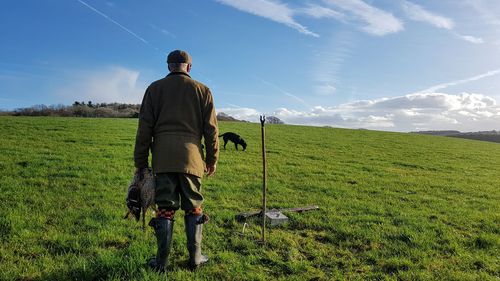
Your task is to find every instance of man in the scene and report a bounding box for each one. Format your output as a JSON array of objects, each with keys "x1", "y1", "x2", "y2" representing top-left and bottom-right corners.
[{"x1": 134, "y1": 49, "x2": 219, "y2": 272}]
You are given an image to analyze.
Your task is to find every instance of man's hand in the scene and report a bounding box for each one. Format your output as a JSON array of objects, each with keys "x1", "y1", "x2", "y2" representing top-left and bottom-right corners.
[
  {"x1": 135, "y1": 167, "x2": 146, "y2": 180},
  {"x1": 205, "y1": 164, "x2": 216, "y2": 176}
]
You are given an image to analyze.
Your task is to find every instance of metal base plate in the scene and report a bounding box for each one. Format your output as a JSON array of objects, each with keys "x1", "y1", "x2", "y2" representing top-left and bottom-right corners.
[{"x1": 265, "y1": 211, "x2": 288, "y2": 226}]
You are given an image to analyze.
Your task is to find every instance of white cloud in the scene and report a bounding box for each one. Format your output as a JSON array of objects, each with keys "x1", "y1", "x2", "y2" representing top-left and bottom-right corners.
[
  {"x1": 216, "y1": 0, "x2": 406, "y2": 37},
  {"x1": 465, "y1": 0, "x2": 500, "y2": 26},
  {"x1": 221, "y1": 93, "x2": 500, "y2": 132},
  {"x1": 296, "y1": 4, "x2": 345, "y2": 21},
  {"x1": 457, "y1": 34, "x2": 484, "y2": 44},
  {"x1": 322, "y1": 0, "x2": 404, "y2": 36},
  {"x1": 150, "y1": 24, "x2": 176, "y2": 39},
  {"x1": 315, "y1": 83, "x2": 337, "y2": 95},
  {"x1": 56, "y1": 67, "x2": 145, "y2": 104},
  {"x1": 401, "y1": 1, "x2": 485, "y2": 44},
  {"x1": 402, "y1": 1, "x2": 454, "y2": 29},
  {"x1": 218, "y1": 107, "x2": 261, "y2": 121},
  {"x1": 214, "y1": 0, "x2": 486, "y2": 42},
  {"x1": 216, "y1": 0, "x2": 319, "y2": 37},
  {"x1": 311, "y1": 32, "x2": 356, "y2": 96}
]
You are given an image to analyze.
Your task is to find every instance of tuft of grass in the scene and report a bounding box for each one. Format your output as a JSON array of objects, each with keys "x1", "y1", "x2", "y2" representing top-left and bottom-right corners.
[{"x1": 0, "y1": 116, "x2": 499, "y2": 280}]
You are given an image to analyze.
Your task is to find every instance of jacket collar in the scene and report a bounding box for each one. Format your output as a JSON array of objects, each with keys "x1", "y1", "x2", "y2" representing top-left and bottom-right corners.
[{"x1": 167, "y1": 71, "x2": 191, "y2": 78}]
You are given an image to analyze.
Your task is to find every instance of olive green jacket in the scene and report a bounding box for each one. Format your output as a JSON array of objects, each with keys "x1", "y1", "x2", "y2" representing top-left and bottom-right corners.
[{"x1": 134, "y1": 71, "x2": 219, "y2": 178}]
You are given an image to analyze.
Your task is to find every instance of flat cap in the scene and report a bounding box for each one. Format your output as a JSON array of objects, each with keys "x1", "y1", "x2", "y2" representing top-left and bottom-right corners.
[{"x1": 167, "y1": 49, "x2": 192, "y2": 64}]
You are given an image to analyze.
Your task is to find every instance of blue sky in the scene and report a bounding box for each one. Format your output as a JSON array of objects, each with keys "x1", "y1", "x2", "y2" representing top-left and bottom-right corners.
[{"x1": 1, "y1": 0, "x2": 500, "y2": 131}]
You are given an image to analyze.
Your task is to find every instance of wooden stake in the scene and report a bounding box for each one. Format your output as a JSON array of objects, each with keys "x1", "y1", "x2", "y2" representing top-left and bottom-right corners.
[{"x1": 260, "y1": 115, "x2": 267, "y2": 244}]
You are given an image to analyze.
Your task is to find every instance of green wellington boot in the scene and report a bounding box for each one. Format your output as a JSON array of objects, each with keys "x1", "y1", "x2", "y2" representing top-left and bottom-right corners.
[
  {"x1": 185, "y1": 214, "x2": 209, "y2": 269},
  {"x1": 148, "y1": 218, "x2": 174, "y2": 272}
]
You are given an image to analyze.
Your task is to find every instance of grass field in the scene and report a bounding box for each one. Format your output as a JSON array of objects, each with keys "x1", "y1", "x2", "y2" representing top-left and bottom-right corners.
[{"x1": 0, "y1": 116, "x2": 499, "y2": 280}]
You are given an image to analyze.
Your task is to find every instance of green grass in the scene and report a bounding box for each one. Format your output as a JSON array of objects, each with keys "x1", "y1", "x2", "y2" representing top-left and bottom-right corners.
[{"x1": 0, "y1": 116, "x2": 499, "y2": 280}]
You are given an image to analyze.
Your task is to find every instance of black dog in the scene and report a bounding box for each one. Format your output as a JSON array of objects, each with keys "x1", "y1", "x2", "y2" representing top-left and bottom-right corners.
[{"x1": 219, "y1": 132, "x2": 247, "y2": 151}]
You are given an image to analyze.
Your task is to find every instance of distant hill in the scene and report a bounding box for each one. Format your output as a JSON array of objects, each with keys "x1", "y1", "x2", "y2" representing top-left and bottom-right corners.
[
  {"x1": 412, "y1": 130, "x2": 461, "y2": 136},
  {"x1": 448, "y1": 132, "x2": 500, "y2": 143},
  {"x1": 413, "y1": 130, "x2": 500, "y2": 143},
  {"x1": 216, "y1": 112, "x2": 246, "y2": 122}
]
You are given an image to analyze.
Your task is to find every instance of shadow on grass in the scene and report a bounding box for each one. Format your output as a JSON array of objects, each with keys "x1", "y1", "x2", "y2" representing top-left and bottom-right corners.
[{"x1": 31, "y1": 256, "x2": 157, "y2": 281}]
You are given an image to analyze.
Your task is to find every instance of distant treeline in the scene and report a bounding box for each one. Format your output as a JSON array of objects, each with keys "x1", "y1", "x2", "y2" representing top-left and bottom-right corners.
[
  {"x1": 3, "y1": 102, "x2": 140, "y2": 118},
  {"x1": 413, "y1": 130, "x2": 500, "y2": 144}
]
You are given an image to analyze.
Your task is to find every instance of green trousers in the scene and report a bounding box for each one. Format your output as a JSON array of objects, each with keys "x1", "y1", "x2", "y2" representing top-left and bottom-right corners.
[{"x1": 155, "y1": 173, "x2": 203, "y2": 211}]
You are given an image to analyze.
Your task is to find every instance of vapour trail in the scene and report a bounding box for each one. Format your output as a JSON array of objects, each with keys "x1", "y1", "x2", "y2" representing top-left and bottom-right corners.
[
  {"x1": 76, "y1": 1, "x2": 212, "y2": 85},
  {"x1": 77, "y1": 0, "x2": 150, "y2": 46},
  {"x1": 257, "y1": 77, "x2": 310, "y2": 108},
  {"x1": 417, "y1": 68, "x2": 500, "y2": 93}
]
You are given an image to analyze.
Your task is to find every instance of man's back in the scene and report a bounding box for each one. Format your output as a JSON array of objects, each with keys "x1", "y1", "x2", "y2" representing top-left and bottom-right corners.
[
  {"x1": 134, "y1": 71, "x2": 218, "y2": 177},
  {"x1": 149, "y1": 72, "x2": 209, "y2": 137}
]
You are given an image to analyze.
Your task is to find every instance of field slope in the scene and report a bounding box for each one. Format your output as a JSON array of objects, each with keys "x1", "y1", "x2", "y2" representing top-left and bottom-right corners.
[{"x1": 0, "y1": 116, "x2": 499, "y2": 280}]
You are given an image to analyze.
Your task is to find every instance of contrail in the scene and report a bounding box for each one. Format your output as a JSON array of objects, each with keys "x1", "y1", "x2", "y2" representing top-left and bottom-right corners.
[
  {"x1": 417, "y1": 68, "x2": 500, "y2": 93},
  {"x1": 257, "y1": 77, "x2": 310, "y2": 108},
  {"x1": 77, "y1": 0, "x2": 150, "y2": 46}
]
